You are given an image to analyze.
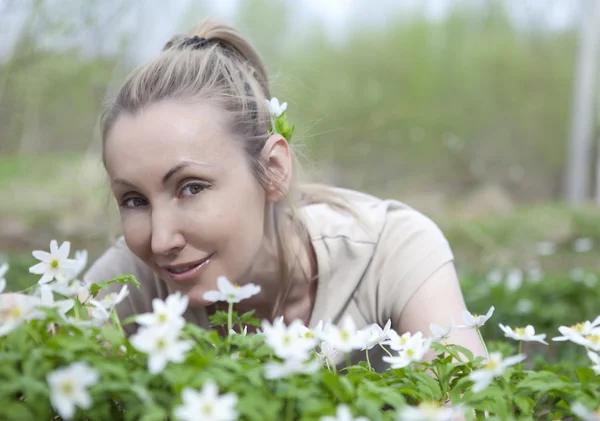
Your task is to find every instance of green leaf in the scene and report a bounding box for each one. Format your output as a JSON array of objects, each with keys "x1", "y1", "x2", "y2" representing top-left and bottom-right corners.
[
  {"x1": 208, "y1": 311, "x2": 229, "y2": 327},
  {"x1": 89, "y1": 274, "x2": 140, "y2": 298}
]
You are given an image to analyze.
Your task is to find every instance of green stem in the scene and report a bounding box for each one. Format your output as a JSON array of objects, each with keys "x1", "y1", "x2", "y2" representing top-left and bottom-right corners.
[
  {"x1": 227, "y1": 302, "x2": 233, "y2": 335},
  {"x1": 73, "y1": 303, "x2": 80, "y2": 321},
  {"x1": 111, "y1": 310, "x2": 125, "y2": 338},
  {"x1": 475, "y1": 327, "x2": 489, "y2": 360},
  {"x1": 518, "y1": 341, "x2": 524, "y2": 372},
  {"x1": 379, "y1": 343, "x2": 395, "y2": 358},
  {"x1": 365, "y1": 349, "x2": 372, "y2": 371},
  {"x1": 285, "y1": 379, "x2": 296, "y2": 421},
  {"x1": 345, "y1": 353, "x2": 352, "y2": 368}
]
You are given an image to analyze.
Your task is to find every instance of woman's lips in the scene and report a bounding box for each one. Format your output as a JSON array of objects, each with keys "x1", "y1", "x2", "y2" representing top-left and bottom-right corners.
[{"x1": 165, "y1": 254, "x2": 213, "y2": 282}]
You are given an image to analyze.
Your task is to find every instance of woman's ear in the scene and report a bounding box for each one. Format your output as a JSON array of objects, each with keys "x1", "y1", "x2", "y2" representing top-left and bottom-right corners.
[{"x1": 261, "y1": 134, "x2": 292, "y2": 202}]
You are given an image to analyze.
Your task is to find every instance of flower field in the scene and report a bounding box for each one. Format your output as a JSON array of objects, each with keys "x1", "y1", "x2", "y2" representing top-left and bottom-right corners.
[{"x1": 0, "y1": 240, "x2": 599, "y2": 421}]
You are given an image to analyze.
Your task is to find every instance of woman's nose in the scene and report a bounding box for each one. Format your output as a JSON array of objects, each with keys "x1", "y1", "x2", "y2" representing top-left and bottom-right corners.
[{"x1": 150, "y1": 210, "x2": 186, "y2": 256}]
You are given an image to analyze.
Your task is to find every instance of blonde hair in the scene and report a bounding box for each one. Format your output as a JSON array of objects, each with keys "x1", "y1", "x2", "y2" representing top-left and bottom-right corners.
[{"x1": 100, "y1": 20, "x2": 357, "y2": 318}]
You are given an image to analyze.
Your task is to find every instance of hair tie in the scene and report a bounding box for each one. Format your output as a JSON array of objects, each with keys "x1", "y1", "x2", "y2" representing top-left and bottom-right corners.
[{"x1": 180, "y1": 35, "x2": 212, "y2": 50}]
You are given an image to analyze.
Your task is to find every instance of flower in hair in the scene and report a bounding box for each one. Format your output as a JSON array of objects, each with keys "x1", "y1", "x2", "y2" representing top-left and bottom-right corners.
[
  {"x1": 266, "y1": 97, "x2": 295, "y2": 143},
  {"x1": 266, "y1": 98, "x2": 287, "y2": 118}
]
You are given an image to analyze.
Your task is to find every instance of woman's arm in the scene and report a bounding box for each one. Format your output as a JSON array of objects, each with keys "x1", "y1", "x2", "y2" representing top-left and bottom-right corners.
[{"x1": 397, "y1": 261, "x2": 487, "y2": 362}]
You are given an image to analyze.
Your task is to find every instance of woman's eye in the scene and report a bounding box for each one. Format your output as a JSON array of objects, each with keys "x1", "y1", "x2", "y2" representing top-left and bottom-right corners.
[
  {"x1": 122, "y1": 197, "x2": 147, "y2": 208},
  {"x1": 182, "y1": 182, "x2": 206, "y2": 196}
]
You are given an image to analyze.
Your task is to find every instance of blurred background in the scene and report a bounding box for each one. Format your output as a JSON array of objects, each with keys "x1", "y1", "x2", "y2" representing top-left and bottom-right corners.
[{"x1": 2, "y1": 0, "x2": 600, "y2": 346}]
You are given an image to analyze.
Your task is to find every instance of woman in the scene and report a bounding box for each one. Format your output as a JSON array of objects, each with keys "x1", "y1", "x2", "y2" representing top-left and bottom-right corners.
[{"x1": 86, "y1": 19, "x2": 486, "y2": 371}]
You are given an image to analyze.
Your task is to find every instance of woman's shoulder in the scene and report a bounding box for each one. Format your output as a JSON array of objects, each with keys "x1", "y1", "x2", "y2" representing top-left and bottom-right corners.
[{"x1": 300, "y1": 186, "x2": 447, "y2": 246}]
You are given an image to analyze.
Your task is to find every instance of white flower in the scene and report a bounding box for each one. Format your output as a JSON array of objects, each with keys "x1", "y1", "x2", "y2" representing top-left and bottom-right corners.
[
  {"x1": 38, "y1": 284, "x2": 75, "y2": 317},
  {"x1": 130, "y1": 325, "x2": 193, "y2": 374},
  {"x1": 516, "y1": 299, "x2": 533, "y2": 314},
  {"x1": 396, "y1": 402, "x2": 461, "y2": 421},
  {"x1": 136, "y1": 291, "x2": 188, "y2": 331},
  {"x1": 486, "y1": 268, "x2": 503, "y2": 285},
  {"x1": 429, "y1": 322, "x2": 453, "y2": 342},
  {"x1": 573, "y1": 237, "x2": 594, "y2": 253},
  {"x1": 316, "y1": 341, "x2": 339, "y2": 367},
  {"x1": 29, "y1": 240, "x2": 77, "y2": 284},
  {"x1": 0, "y1": 263, "x2": 8, "y2": 291},
  {"x1": 571, "y1": 402, "x2": 600, "y2": 421},
  {"x1": 174, "y1": 380, "x2": 238, "y2": 421},
  {"x1": 468, "y1": 352, "x2": 526, "y2": 392},
  {"x1": 320, "y1": 404, "x2": 370, "y2": 421},
  {"x1": 50, "y1": 279, "x2": 93, "y2": 303},
  {"x1": 260, "y1": 317, "x2": 317, "y2": 361},
  {"x1": 382, "y1": 333, "x2": 431, "y2": 369},
  {"x1": 229, "y1": 326, "x2": 248, "y2": 336},
  {"x1": 265, "y1": 97, "x2": 287, "y2": 118},
  {"x1": 46, "y1": 362, "x2": 99, "y2": 420},
  {"x1": 383, "y1": 330, "x2": 422, "y2": 352},
  {"x1": 318, "y1": 315, "x2": 368, "y2": 353},
  {"x1": 588, "y1": 351, "x2": 600, "y2": 375},
  {"x1": 264, "y1": 358, "x2": 320, "y2": 379},
  {"x1": 358, "y1": 319, "x2": 391, "y2": 350},
  {"x1": 499, "y1": 324, "x2": 548, "y2": 345},
  {"x1": 0, "y1": 293, "x2": 44, "y2": 336},
  {"x1": 91, "y1": 285, "x2": 129, "y2": 311},
  {"x1": 64, "y1": 250, "x2": 88, "y2": 281},
  {"x1": 457, "y1": 306, "x2": 494, "y2": 329},
  {"x1": 203, "y1": 276, "x2": 261, "y2": 304},
  {"x1": 552, "y1": 317, "x2": 600, "y2": 341},
  {"x1": 569, "y1": 331, "x2": 600, "y2": 352},
  {"x1": 536, "y1": 241, "x2": 556, "y2": 256},
  {"x1": 505, "y1": 268, "x2": 523, "y2": 291}
]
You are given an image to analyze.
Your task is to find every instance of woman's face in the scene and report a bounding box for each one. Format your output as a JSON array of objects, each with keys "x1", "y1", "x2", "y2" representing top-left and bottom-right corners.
[{"x1": 104, "y1": 100, "x2": 269, "y2": 307}]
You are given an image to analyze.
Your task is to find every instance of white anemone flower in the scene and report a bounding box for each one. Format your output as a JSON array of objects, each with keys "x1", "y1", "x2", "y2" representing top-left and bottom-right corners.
[
  {"x1": 130, "y1": 325, "x2": 193, "y2": 374},
  {"x1": 203, "y1": 276, "x2": 261, "y2": 304},
  {"x1": 264, "y1": 357, "x2": 320, "y2": 379},
  {"x1": 265, "y1": 97, "x2": 287, "y2": 118},
  {"x1": 63, "y1": 250, "x2": 88, "y2": 281},
  {"x1": 318, "y1": 315, "x2": 368, "y2": 353},
  {"x1": 316, "y1": 341, "x2": 339, "y2": 368},
  {"x1": 0, "y1": 293, "x2": 44, "y2": 336},
  {"x1": 468, "y1": 352, "x2": 526, "y2": 392},
  {"x1": 260, "y1": 317, "x2": 317, "y2": 361},
  {"x1": 320, "y1": 404, "x2": 370, "y2": 421},
  {"x1": 553, "y1": 316, "x2": 600, "y2": 341},
  {"x1": 571, "y1": 402, "x2": 600, "y2": 421},
  {"x1": 46, "y1": 362, "x2": 99, "y2": 420},
  {"x1": 499, "y1": 324, "x2": 548, "y2": 344},
  {"x1": 396, "y1": 402, "x2": 461, "y2": 421},
  {"x1": 588, "y1": 351, "x2": 600, "y2": 375},
  {"x1": 383, "y1": 330, "x2": 422, "y2": 352},
  {"x1": 90, "y1": 285, "x2": 129, "y2": 311},
  {"x1": 358, "y1": 319, "x2": 391, "y2": 350},
  {"x1": 29, "y1": 240, "x2": 77, "y2": 284},
  {"x1": 569, "y1": 331, "x2": 600, "y2": 352},
  {"x1": 429, "y1": 321, "x2": 453, "y2": 342},
  {"x1": 174, "y1": 380, "x2": 238, "y2": 421},
  {"x1": 382, "y1": 333, "x2": 431, "y2": 369},
  {"x1": 0, "y1": 263, "x2": 8, "y2": 291},
  {"x1": 136, "y1": 291, "x2": 188, "y2": 330},
  {"x1": 457, "y1": 306, "x2": 495, "y2": 329},
  {"x1": 38, "y1": 284, "x2": 75, "y2": 317}
]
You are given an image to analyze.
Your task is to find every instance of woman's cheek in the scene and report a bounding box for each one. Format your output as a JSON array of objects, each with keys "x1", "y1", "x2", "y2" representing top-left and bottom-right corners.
[{"x1": 121, "y1": 211, "x2": 152, "y2": 255}]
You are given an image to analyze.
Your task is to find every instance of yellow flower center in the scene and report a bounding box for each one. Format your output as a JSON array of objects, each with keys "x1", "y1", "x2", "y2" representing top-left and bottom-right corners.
[
  {"x1": 50, "y1": 259, "x2": 59, "y2": 269},
  {"x1": 586, "y1": 334, "x2": 600, "y2": 345},
  {"x1": 406, "y1": 349, "x2": 415, "y2": 357},
  {"x1": 572, "y1": 322, "x2": 585, "y2": 332},
  {"x1": 283, "y1": 334, "x2": 292, "y2": 345},
  {"x1": 202, "y1": 404, "x2": 214, "y2": 415},
  {"x1": 156, "y1": 339, "x2": 166, "y2": 350},
  {"x1": 340, "y1": 330, "x2": 350, "y2": 341},
  {"x1": 484, "y1": 359, "x2": 499, "y2": 370},
  {"x1": 61, "y1": 381, "x2": 74, "y2": 396},
  {"x1": 515, "y1": 328, "x2": 526, "y2": 336},
  {"x1": 8, "y1": 306, "x2": 22, "y2": 320},
  {"x1": 158, "y1": 313, "x2": 168, "y2": 323}
]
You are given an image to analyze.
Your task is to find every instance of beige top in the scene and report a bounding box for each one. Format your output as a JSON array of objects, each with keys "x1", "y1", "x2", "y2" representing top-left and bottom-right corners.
[{"x1": 84, "y1": 187, "x2": 454, "y2": 371}]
